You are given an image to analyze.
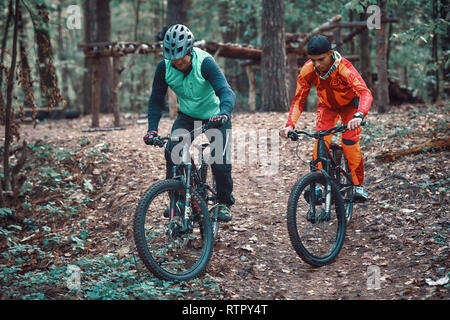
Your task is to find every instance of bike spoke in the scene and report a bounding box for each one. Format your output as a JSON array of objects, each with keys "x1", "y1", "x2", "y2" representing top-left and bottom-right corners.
[
  {"x1": 134, "y1": 181, "x2": 213, "y2": 280},
  {"x1": 287, "y1": 175, "x2": 346, "y2": 265}
]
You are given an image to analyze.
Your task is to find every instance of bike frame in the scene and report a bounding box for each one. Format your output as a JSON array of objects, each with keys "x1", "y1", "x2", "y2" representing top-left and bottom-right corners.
[
  {"x1": 163, "y1": 125, "x2": 217, "y2": 232},
  {"x1": 290, "y1": 122, "x2": 364, "y2": 220}
]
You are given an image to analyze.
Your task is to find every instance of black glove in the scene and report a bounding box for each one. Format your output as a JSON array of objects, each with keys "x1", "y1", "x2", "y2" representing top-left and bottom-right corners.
[
  {"x1": 207, "y1": 114, "x2": 229, "y2": 128},
  {"x1": 143, "y1": 130, "x2": 159, "y2": 145},
  {"x1": 288, "y1": 131, "x2": 299, "y2": 141}
]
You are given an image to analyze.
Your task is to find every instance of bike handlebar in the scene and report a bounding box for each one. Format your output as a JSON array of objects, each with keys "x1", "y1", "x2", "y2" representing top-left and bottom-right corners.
[
  {"x1": 151, "y1": 123, "x2": 210, "y2": 147},
  {"x1": 288, "y1": 120, "x2": 366, "y2": 141}
]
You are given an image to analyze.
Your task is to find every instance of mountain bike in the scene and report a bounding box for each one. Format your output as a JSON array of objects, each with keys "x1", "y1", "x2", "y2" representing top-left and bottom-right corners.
[
  {"x1": 133, "y1": 123, "x2": 220, "y2": 281},
  {"x1": 286, "y1": 122, "x2": 364, "y2": 267}
]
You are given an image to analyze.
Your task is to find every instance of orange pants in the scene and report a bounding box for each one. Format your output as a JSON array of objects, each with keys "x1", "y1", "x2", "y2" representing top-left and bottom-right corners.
[{"x1": 312, "y1": 104, "x2": 364, "y2": 185}]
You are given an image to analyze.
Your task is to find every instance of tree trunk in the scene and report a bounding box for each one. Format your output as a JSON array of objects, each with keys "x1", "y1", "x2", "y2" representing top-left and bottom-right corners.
[
  {"x1": 349, "y1": 10, "x2": 355, "y2": 56},
  {"x1": 442, "y1": 0, "x2": 450, "y2": 98},
  {"x1": 165, "y1": 0, "x2": 189, "y2": 119},
  {"x1": 431, "y1": 0, "x2": 439, "y2": 102},
  {"x1": 376, "y1": 0, "x2": 390, "y2": 114},
  {"x1": 0, "y1": 0, "x2": 13, "y2": 125},
  {"x1": 57, "y1": 2, "x2": 70, "y2": 109},
  {"x1": 18, "y1": 8, "x2": 35, "y2": 116},
  {"x1": 286, "y1": 53, "x2": 298, "y2": 103},
  {"x1": 333, "y1": 28, "x2": 342, "y2": 53},
  {"x1": 166, "y1": 0, "x2": 190, "y2": 27},
  {"x1": 111, "y1": 56, "x2": 121, "y2": 127},
  {"x1": 96, "y1": 0, "x2": 112, "y2": 114},
  {"x1": 83, "y1": 0, "x2": 96, "y2": 115},
  {"x1": 35, "y1": 3, "x2": 61, "y2": 109},
  {"x1": 129, "y1": 0, "x2": 142, "y2": 113},
  {"x1": 245, "y1": 66, "x2": 256, "y2": 113},
  {"x1": 261, "y1": 0, "x2": 288, "y2": 111},
  {"x1": 91, "y1": 58, "x2": 100, "y2": 127},
  {"x1": 219, "y1": 1, "x2": 238, "y2": 94},
  {"x1": 133, "y1": 0, "x2": 142, "y2": 41},
  {"x1": 236, "y1": 1, "x2": 258, "y2": 107},
  {"x1": 3, "y1": 0, "x2": 19, "y2": 192},
  {"x1": 359, "y1": 13, "x2": 373, "y2": 90}
]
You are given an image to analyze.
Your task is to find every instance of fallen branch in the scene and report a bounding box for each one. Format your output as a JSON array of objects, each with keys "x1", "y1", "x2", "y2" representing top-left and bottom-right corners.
[
  {"x1": 376, "y1": 136, "x2": 450, "y2": 162},
  {"x1": 299, "y1": 15, "x2": 342, "y2": 48},
  {"x1": 81, "y1": 127, "x2": 125, "y2": 132}
]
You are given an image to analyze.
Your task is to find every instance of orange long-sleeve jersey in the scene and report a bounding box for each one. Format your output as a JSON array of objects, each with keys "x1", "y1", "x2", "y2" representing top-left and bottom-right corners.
[{"x1": 286, "y1": 54, "x2": 373, "y2": 128}]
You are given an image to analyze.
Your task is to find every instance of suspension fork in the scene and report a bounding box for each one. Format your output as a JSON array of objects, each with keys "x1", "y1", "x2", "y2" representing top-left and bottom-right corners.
[
  {"x1": 316, "y1": 138, "x2": 333, "y2": 216},
  {"x1": 317, "y1": 167, "x2": 333, "y2": 217},
  {"x1": 182, "y1": 143, "x2": 192, "y2": 231}
]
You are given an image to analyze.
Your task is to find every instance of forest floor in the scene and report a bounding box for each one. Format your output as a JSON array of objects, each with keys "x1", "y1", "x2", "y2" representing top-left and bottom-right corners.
[{"x1": 0, "y1": 102, "x2": 448, "y2": 300}]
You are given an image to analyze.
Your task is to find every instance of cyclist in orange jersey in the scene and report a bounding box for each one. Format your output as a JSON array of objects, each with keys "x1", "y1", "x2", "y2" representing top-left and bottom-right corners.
[{"x1": 280, "y1": 35, "x2": 372, "y2": 202}]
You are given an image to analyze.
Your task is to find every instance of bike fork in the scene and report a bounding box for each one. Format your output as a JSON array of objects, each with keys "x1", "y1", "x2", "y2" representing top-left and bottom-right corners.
[
  {"x1": 324, "y1": 182, "x2": 332, "y2": 218},
  {"x1": 182, "y1": 163, "x2": 193, "y2": 231}
]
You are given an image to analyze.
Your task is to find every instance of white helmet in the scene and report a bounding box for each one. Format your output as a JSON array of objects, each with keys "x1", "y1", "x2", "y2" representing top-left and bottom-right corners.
[{"x1": 162, "y1": 24, "x2": 194, "y2": 60}]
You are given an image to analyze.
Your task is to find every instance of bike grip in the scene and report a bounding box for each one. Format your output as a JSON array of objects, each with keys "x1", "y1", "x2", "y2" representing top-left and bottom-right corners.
[
  {"x1": 170, "y1": 136, "x2": 182, "y2": 143},
  {"x1": 288, "y1": 131, "x2": 299, "y2": 141},
  {"x1": 361, "y1": 119, "x2": 366, "y2": 126}
]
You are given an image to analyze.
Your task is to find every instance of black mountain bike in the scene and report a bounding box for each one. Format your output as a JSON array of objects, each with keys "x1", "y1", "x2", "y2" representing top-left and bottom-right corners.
[
  {"x1": 133, "y1": 124, "x2": 220, "y2": 281},
  {"x1": 286, "y1": 122, "x2": 364, "y2": 267}
]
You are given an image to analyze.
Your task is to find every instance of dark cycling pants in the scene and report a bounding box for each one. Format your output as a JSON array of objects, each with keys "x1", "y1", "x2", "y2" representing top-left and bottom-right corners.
[{"x1": 165, "y1": 112, "x2": 235, "y2": 206}]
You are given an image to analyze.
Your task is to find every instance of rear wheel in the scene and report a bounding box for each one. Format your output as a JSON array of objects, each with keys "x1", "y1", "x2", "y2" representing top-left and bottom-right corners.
[
  {"x1": 133, "y1": 179, "x2": 213, "y2": 281},
  {"x1": 287, "y1": 172, "x2": 346, "y2": 267}
]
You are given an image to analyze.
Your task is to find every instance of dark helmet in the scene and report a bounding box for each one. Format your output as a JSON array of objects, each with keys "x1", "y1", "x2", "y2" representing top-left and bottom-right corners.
[
  {"x1": 307, "y1": 35, "x2": 332, "y2": 55},
  {"x1": 162, "y1": 24, "x2": 195, "y2": 60}
]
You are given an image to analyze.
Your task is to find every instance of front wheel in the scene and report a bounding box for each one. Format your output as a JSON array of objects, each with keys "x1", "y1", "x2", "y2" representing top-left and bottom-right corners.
[
  {"x1": 287, "y1": 172, "x2": 346, "y2": 267},
  {"x1": 133, "y1": 179, "x2": 213, "y2": 281}
]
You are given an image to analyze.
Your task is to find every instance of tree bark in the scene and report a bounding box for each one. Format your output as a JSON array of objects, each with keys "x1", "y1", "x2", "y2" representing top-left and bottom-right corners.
[
  {"x1": 0, "y1": 0, "x2": 13, "y2": 125},
  {"x1": 18, "y1": 8, "x2": 35, "y2": 117},
  {"x1": 166, "y1": 0, "x2": 190, "y2": 27},
  {"x1": 219, "y1": 0, "x2": 238, "y2": 92},
  {"x1": 0, "y1": 0, "x2": 13, "y2": 83},
  {"x1": 111, "y1": 56, "x2": 121, "y2": 127},
  {"x1": 431, "y1": 0, "x2": 439, "y2": 102},
  {"x1": 57, "y1": 2, "x2": 70, "y2": 109},
  {"x1": 286, "y1": 53, "x2": 298, "y2": 103},
  {"x1": 245, "y1": 66, "x2": 256, "y2": 113},
  {"x1": 96, "y1": 0, "x2": 112, "y2": 114},
  {"x1": 91, "y1": 58, "x2": 100, "y2": 127},
  {"x1": 442, "y1": 0, "x2": 450, "y2": 98},
  {"x1": 83, "y1": 0, "x2": 96, "y2": 115},
  {"x1": 3, "y1": 0, "x2": 19, "y2": 192},
  {"x1": 376, "y1": 0, "x2": 390, "y2": 114},
  {"x1": 359, "y1": 13, "x2": 373, "y2": 90},
  {"x1": 333, "y1": 28, "x2": 342, "y2": 53},
  {"x1": 34, "y1": 3, "x2": 60, "y2": 108},
  {"x1": 261, "y1": 0, "x2": 288, "y2": 111}
]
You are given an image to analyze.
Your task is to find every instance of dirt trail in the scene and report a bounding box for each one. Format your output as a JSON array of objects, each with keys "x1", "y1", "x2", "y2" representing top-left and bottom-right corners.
[{"x1": 13, "y1": 104, "x2": 449, "y2": 299}]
